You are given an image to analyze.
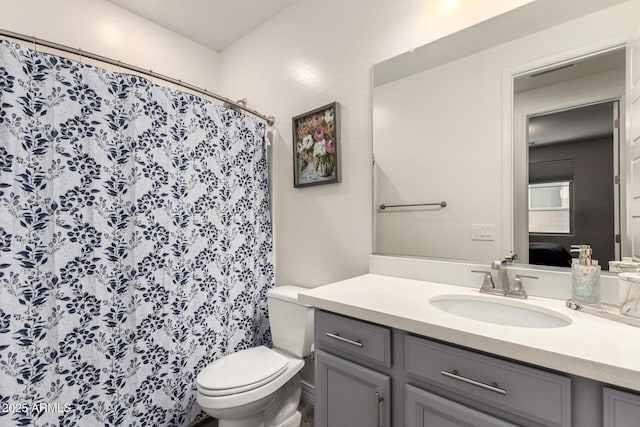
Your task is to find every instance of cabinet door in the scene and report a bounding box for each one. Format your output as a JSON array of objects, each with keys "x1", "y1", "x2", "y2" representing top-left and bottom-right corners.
[
  {"x1": 315, "y1": 349, "x2": 390, "y2": 427},
  {"x1": 406, "y1": 385, "x2": 518, "y2": 427},
  {"x1": 604, "y1": 387, "x2": 640, "y2": 427}
]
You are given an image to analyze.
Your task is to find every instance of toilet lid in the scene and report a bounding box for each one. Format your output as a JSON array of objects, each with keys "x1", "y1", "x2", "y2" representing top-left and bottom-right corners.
[{"x1": 196, "y1": 346, "x2": 289, "y2": 396}]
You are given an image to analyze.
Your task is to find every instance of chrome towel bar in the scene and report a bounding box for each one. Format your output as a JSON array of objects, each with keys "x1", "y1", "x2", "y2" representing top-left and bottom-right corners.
[{"x1": 379, "y1": 201, "x2": 447, "y2": 210}]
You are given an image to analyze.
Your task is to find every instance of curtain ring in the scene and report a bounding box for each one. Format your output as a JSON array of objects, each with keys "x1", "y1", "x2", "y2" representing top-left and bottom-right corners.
[
  {"x1": 32, "y1": 35, "x2": 37, "y2": 52},
  {"x1": 78, "y1": 48, "x2": 82, "y2": 64}
]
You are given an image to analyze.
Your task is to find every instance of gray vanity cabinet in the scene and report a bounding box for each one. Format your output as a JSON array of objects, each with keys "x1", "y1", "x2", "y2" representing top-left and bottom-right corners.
[
  {"x1": 315, "y1": 309, "x2": 392, "y2": 367},
  {"x1": 314, "y1": 310, "x2": 395, "y2": 426},
  {"x1": 406, "y1": 384, "x2": 518, "y2": 427},
  {"x1": 315, "y1": 349, "x2": 391, "y2": 427},
  {"x1": 405, "y1": 335, "x2": 571, "y2": 427},
  {"x1": 314, "y1": 309, "x2": 639, "y2": 427},
  {"x1": 603, "y1": 387, "x2": 640, "y2": 427}
]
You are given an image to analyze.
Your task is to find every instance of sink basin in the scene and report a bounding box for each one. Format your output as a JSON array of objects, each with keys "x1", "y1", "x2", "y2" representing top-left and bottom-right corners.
[{"x1": 429, "y1": 294, "x2": 572, "y2": 328}]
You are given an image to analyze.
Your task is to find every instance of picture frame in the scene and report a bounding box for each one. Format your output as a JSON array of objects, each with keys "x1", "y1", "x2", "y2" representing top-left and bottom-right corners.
[{"x1": 292, "y1": 102, "x2": 340, "y2": 188}]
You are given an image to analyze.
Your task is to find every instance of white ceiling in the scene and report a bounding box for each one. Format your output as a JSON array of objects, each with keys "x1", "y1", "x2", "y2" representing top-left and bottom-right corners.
[
  {"x1": 107, "y1": 0, "x2": 298, "y2": 52},
  {"x1": 514, "y1": 48, "x2": 625, "y2": 93}
]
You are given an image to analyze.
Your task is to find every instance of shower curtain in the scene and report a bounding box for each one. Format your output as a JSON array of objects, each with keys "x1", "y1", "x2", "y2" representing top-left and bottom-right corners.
[{"x1": 0, "y1": 40, "x2": 273, "y2": 426}]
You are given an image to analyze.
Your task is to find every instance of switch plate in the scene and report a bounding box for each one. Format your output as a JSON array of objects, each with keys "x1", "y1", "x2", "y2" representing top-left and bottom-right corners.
[{"x1": 472, "y1": 224, "x2": 495, "y2": 241}]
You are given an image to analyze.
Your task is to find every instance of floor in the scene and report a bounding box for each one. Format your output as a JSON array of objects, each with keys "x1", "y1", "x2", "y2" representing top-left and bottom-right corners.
[
  {"x1": 300, "y1": 400, "x2": 315, "y2": 427},
  {"x1": 194, "y1": 401, "x2": 314, "y2": 427}
]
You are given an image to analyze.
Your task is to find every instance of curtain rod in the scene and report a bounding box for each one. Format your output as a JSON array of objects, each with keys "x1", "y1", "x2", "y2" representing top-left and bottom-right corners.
[{"x1": 0, "y1": 28, "x2": 275, "y2": 126}]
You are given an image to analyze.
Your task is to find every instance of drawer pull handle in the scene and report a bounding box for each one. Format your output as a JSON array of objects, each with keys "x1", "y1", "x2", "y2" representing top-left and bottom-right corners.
[
  {"x1": 440, "y1": 369, "x2": 507, "y2": 396},
  {"x1": 325, "y1": 332, "x2": 364, "y2": 347},
  {"x1": 375, "y1": 391, "x2": 383, "y2": 427}
]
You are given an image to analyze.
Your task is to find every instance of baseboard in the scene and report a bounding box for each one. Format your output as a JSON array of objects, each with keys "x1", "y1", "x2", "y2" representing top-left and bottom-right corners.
[{"x1": 300, "y1": 380, "x2": 314, "y2": 406}]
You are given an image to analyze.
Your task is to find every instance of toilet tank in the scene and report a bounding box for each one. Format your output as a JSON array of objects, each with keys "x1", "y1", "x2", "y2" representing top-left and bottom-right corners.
[{"x1": 267, "y1": 286, "x2": 314, "y2": 358}]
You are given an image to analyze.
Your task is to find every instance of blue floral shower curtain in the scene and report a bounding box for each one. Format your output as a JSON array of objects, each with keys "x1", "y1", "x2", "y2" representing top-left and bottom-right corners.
[{"x1": 0, "y1": 40, "x2": 273, "y2": 426}]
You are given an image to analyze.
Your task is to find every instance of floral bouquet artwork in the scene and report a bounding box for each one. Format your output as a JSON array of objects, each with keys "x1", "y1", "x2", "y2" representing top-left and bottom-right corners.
[{"x1": 293, "y1": 102, "x2": 339, "y2": 187}]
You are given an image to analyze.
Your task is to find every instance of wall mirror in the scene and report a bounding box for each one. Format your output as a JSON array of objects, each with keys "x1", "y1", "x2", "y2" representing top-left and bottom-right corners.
[{"x1": 372, "y1": 0, "x2": 640, "y2": 269}]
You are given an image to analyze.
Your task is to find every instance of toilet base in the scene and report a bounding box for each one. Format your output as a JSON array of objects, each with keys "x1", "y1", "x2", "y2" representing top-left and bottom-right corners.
[
  {"x1": 218, "y1": 414, "x2": 264, "y2": 427},
  {"x1": 217, "y1": 410, "x2": 300, "y2": 427},
  {"x1": 275, "y1": 410, "x2": 301, "y2": 427},
  {"x1": 204, "y1": 374, "x2": 302, "y2": 427}
]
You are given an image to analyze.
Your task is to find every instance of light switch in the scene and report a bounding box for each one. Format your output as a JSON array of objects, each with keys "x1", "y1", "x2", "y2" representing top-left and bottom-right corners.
[{"x1": 472, "y1": 224, "x2": 495, "y2": 241}]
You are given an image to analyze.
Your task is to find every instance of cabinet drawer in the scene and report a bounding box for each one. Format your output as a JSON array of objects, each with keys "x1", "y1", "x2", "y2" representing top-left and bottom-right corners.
[
  {"x1": 405, "y1": 336, "x2": 571, "y2": 427},
  {"x1": 315, "y1": 310, "x2": 391, "y2": 367}
]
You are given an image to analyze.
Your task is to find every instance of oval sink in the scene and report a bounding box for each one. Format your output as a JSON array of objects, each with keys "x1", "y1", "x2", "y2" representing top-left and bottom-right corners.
[{"x1": 429, "y1": 294, "x2": 572, "y2": 328}]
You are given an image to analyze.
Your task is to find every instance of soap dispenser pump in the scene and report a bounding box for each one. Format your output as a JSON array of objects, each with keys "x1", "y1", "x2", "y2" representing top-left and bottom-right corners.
[{"x1": 570, "y1": 244, "x2": 601, "y2": 305}]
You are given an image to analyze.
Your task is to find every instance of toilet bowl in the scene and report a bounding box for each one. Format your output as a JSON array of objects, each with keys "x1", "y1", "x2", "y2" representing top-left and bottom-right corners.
[
  {"x1": 196, "y1": 347, "x2": 304, "y2": 426},
  {"x1": 195, "y1": 286, "x2": 314, "y2": 427}
]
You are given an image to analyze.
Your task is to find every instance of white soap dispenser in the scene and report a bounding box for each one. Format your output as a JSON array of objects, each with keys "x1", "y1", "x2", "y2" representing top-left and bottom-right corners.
[{"x1": 570, "y1": 244, "x2": 601, "y2": 305}]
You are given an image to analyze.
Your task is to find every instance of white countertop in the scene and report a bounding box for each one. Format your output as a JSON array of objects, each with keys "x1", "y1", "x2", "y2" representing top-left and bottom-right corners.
[{"x1": 298, "y1": 274, "x2": 640, "y2": 391}]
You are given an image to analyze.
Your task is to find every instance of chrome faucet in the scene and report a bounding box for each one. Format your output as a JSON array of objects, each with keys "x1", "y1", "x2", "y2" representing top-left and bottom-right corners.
[
  {"x1": 491, "y1": 258, "x2": 510, "y2": 292},
  {"x1": 472, "y1": 253, "x2": 537, "y2": 299}
]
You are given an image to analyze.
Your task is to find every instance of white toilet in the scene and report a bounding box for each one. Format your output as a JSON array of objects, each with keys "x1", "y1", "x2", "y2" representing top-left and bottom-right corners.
[{"x1": 196, "y1": 286, "x2": 314, "y2": 427}]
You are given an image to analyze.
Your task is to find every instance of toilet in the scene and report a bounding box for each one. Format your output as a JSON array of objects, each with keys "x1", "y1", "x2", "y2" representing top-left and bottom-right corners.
[{"x1": 196, "y1": 286, "x2": 314, "y2": 427}]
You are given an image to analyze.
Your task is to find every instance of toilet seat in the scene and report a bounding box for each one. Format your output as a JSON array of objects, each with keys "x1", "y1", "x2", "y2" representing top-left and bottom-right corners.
[
  {"x1": 197, "y1": 346, "x2": 289, "y2": 397},
  {"x1": 196, "y1": 347, "x2": 305, "y2": 411}
]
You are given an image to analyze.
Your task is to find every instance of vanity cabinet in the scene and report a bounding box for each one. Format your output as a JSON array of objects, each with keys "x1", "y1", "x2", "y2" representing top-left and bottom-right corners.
[
  {"x1": 315, "y1": 349, "x2": 390, "y2": 427},
  {"x1": 315, "y1": 310, "x2": 573, "y2": 427},
  {"x1": 314, "y1": 309, "x2": 639, "y2": 427},
  {"x1": 405, "y1": 335, "x2": 571, "y2": 427},
  {"x1": 315, "y1": 309, "x2": 392, "y2": 368},
  {"x1": 603, "y1": 387, "x2": 640, "y2": 427},
  {"x1": 314, "y1": 310, "x2": 393, "y2": 427}
]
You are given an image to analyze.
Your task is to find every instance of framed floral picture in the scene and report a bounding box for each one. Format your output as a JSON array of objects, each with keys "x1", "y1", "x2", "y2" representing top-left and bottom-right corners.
[{"x1": 292, "y1": 102, "x2": 340, "y2": 187}]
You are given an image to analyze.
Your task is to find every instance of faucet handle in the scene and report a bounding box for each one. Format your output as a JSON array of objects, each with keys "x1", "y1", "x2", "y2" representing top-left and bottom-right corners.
[
  {"x1": 510, "y1": 274, "x2": 538, "y2": 299},
  {"x1": 472, "y1": 270, "x2": 497, "y2": 292},
  {"x1": 515, "y1": 274, "x2": 538, "y2": 281}
]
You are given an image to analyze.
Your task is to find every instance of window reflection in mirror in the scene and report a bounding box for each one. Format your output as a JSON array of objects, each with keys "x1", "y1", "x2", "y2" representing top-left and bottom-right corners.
[{"x1": 528, "y1": 181, "x2": 572, "y2": 234}]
